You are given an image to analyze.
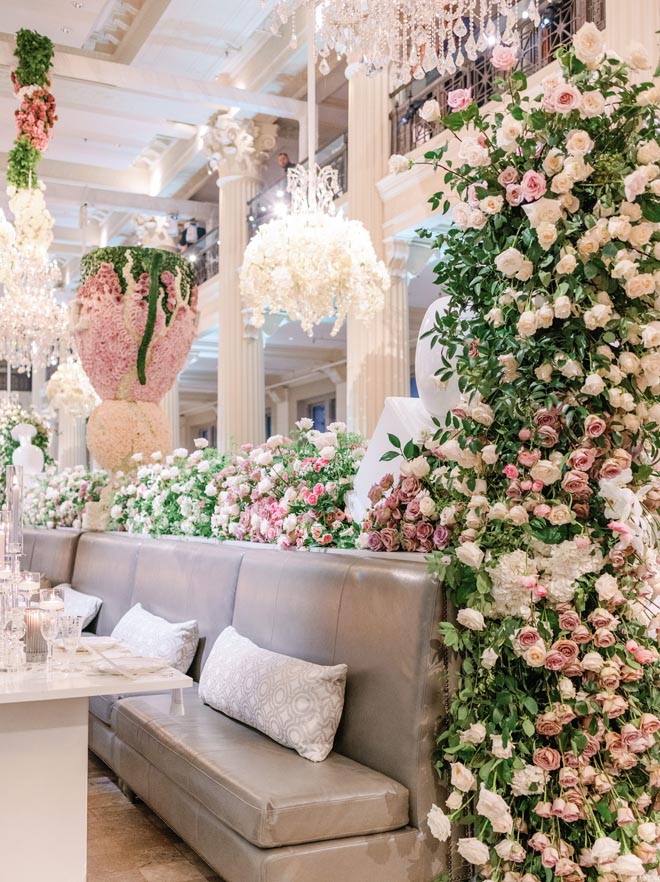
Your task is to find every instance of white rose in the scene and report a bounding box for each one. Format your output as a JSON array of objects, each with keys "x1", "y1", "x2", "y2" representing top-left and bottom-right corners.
[
  {"x1": 485, "y1": 307, "x2": 504, "y2": 326},
  {"x1": 491, "y1": 735, "x2": 513, "y2": 759},
  {"x1": 530, "y1": 460, "x2": 561, "y2": 485},
  {"x1": 495, "y1": 839, "x2": 526, "y2": 861},
  {"x1": 481, "y1": 647, "x2": 498, "y2": 669},
  {"x1": 419, "y1": 98, "x2": 441, "y2": 122},
  {"x1": 319, "y1": 446, "x2": 336, "y2": 460},
  {"x1": 427, "y1": 805, "x2": 451, "y2": 842},
  {"x1": 204, "y1": 482, "x2": 218, "y2": 497},
  {"x1": 457, "y1": 838, "x2": 490, "y2": 866},
  {"x1": 625, "y1": 42, "x2": 651, "y2": 70},
  {"x1": 609, "y1": 855, "x2": 645, "y2": 877},
  {"x1": 550, "y1": 172, "x2": 573, "y2": 194},
  {"x1": 612, "y1": 259, "x2": 638, "y2": 280},
  {"x1": 296, "y1": 417, "x2": 314, "y2": 430},
  {"x1": 638, "y1": 140, "x2": 660, "y2": 164},
  {"x1": 495, "y1": 246, "x2": 524, "y2": 277},
  {"x1": 517, "y1": 258, "x2": 534, "y2": 281},
  {"x1": 457, "y1": 608, "x2": 485, "y2": 631},
  {"x1": 469, "y1": 209, "x2": 487, "y2": 230},
  {"x1": 471, "y1": 402, "x2": 494, "y2": 427},
  {"x1": 638, "y1": 822, "x2": 657, "y2": 843},
  {"x1": 580, "y1": 89, "x2": 605, "y2": 118},
  {"x1": 476, "y1": 786, "x2": 513, "y2": 834},
  {"x1": 481, "y1": 194, "x2": 504, "y2": 215},
  {"x1": 446, "y1": 790, "x2": 463, "y2": 811},
  {"x1": 481, "y1": 444, "x2": 499, "y2": 465},
  {"x1": 537, "y1": 222, "x2": 558, "y2": 250},
  {"x1": 556, "y1": 253, "x2": 577, "y2": 274},
  {"x1": 642, "y1": 322, "x2": 660, "y2": 348},
  {"x1": 554, "y1": 295, "x2": 572, "y2": 319},
  {"x1": 194, "y1": 437, "x2": 209, "y2": 449},
  {"x1": 407, "y1": 455, "x2": 430, "y2": 478},
  {"x1": 543, "y1": 148, "x2": 564, "y2": 176},
  {"x1": 419, "y1": 496, "x2": 436, "y2": 518},
  {"x1": 558, "y1": 677, "x2": 576, "y2": 699},
  {"x1": 388, "y1": 154, "x2": 410, "y2": 175},
  {"x1": 458, "y1": 138, "x2": 490, "y2": 167},
  {"x1": 460, "y1": 722, "x2": 487, "y2": 745},
  {"x1": 582, "y1": 374, "x2": 606, "y2": 395},
  {"x1": 572, "y1": 22, "x2": 605, "y2": 67},
  {"x1": 523, "y1": 197, "x2": 564, "y2": 228},
  {"x1": 591, "y1": 837, "x2": 621, "y2": 865},
  {"x1": 452, "y1": 201, "x2": 471, "y2": 228},
  {"x1": 517, "y1": 311, "x2": 538, "y2": 338},
  {"x1": 110, "y1": 505, "x2": 123, "y2": 520},
  {"x1": 456, "y1": 542, "x2": 485, "y2": 569},
  {"x1": 451, "y1": 762, "x2": 477, "y2": 792},
  {"x1": 581, "y1": 651, "x2": 605, "y2": 672}
]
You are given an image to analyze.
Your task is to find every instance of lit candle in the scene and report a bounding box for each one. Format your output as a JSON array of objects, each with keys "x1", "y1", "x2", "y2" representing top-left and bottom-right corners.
[
  {"x1": 6, "y1": 467, "x2": 23, "y2": 555},
  {"x1": 39, "y1": 599, "x2": 65, "y2": 612}
]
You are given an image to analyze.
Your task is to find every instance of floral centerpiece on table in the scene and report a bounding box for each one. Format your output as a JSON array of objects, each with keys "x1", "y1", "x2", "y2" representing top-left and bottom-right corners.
[
  {"x1": 388, "y1": 24, "x2": 660, "y2": 882},
  {"x1": 25, "y1": 465, "x2": 108, "y2": 529},
  {"x1": 0, "y1": 399, "x2": 50, "y2": 506}
]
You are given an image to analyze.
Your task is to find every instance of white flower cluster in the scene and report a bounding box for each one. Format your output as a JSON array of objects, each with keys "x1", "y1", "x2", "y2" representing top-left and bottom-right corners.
[{"x1": 46, "y1": 358, "x2": 100, "y2": 419}]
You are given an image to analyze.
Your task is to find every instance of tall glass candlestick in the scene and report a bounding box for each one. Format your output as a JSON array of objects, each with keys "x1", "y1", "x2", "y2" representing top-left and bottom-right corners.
[{"x1": 5, "y1": 466, "x2": 23, "y2": 556}]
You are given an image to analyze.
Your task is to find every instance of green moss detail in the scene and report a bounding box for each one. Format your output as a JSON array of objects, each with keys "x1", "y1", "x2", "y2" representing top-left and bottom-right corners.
[{"x1": 80, "y1": 246, "x2": 195, "y2": 303}]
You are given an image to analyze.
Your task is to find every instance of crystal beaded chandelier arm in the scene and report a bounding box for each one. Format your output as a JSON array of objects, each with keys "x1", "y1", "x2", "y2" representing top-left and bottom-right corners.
[{"x1": 267, "y1": 0, "x2": 539, "y2": 87}]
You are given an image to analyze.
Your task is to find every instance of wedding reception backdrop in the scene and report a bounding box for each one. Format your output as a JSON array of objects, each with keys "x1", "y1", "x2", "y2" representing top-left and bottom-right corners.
[{"x1": 2, "y1": 8, "x2": 660, "y2": 882}]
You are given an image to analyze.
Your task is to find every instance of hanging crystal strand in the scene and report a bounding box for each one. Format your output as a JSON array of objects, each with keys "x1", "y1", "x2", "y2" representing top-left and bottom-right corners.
[
  {"x1": 465, "y1": 0, "x2": 478, "y2": 61},
  {"x1": 476, "y1": 0, "x2": 489, "y2": 52},
  {"x1": 289, "y1": 18, "x2": 297, "y2": 49}
]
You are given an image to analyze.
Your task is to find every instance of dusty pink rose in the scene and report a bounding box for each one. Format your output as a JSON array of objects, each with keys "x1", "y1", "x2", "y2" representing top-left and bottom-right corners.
[
  {"x1": 533, "y1": 747, "x2": 561, "y2": 770},
  {"x1": 545, "y1": 650, "x2": 567, "y2": 670},
  {"x1": 584, "y1": 414, "x2": 607, "y2": 437},
  {"x1": 433, "y1": 525, "x2": 450, "y2": 548},
  {"x1": 572, "y1": 625, "x2": 592, "y2": 643},
  {"x1": 503, "y1": 463, "x2": 519, "y2": 479},
  {"x1": 538, "y1": 425, "x2": 559, "y2": 447},
  {"x1": 447, "y1": 88, "x2": 472, "y2": 111},
  {"x1": 534, "y1": 802, "x2": 553, "y2": 819},
  {"x1": 567, "y1": 448, "x2": 598, "y2": 471},
  {"x1": 517, "y1": 626, "x2": 541, "y2": 648},
  {"x1": 534, "y1": 504, "x2": 551, "y2": 518},
  {"x1": 398, "y1": 476, "x2": 420, "y2": 503},
  {"x1": 521, "y1": 169, "x2": 547, "y2": 201},
  {"x1": 536, "y1": 712, "x2": 563, "y2": 736},
  {"x1": 599, "y1": 458, "x2": 623, "y2": 479},
  {"x1": 379, "y1": 528, "x2": 400, "y2": 552},
  {"x1": 518, "y1": 449, "x2": 541, "y2": 467},
  {"x1": 498, "y1": 166, "x2": 519, "y2": 186},
  {"x1": 542, "y1": 847, "x2": 560, "y2": 868},
  {"x1": 416, "y1": 521, "x2": 434, "y2": 541},
  {"x1": 366, "y1": 531, "x2": 384, "y2": 551},
  {"x1": 491, "y1": 44, "x2": 518, "y2": 71},
  {"x1": 593, "y1": 628, "x2": 616, "y2": 648},
  {"x1": 562, "y1": 470, "x2": 593, "y2": 498},
  {"x1": 640, "y1": 713, "x2": 660, "y2": 735},
  {"x1": 551, "y1": 83, "x2": 582, "y2": 114},
  {"x1": 559, "y1": 768, "x2": 579, "y2": 788},
  {"x1": 558, "y1": 611, "x2": 581, "y2": 631},
  {"x1": 506, "y1": 183, "x2": 524, "y2": 205}
]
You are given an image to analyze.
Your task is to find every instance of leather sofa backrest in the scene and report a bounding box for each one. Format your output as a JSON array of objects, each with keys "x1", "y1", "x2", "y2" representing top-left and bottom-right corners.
[
  {"x1": 70, "y1": 532, "x2": 144, "y2": 634},
  {"x1": 130, "y1": 537, "x2": 243, "y2": 680},
  {"x1": 23, "y1": 528, "x2": 82, "y2": 587},
  {"x1": 231, "y1": 549, "x2": 444, "y2": 828}
]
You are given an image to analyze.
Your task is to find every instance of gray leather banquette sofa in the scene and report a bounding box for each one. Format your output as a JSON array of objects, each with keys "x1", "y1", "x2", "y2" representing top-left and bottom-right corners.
[{"x1": 24, "y1": 527, "x2": 450, "y2": 882}]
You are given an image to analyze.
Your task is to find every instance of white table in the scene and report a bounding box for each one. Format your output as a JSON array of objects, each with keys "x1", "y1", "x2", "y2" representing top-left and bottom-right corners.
[{"x1": 0, "y1": 647, "x2": 191, "y2": 882}]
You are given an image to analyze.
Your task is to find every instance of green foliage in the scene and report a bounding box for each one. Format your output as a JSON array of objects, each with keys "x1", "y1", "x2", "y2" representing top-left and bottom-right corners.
[
  {"x1": 13, "y1": 29, "x2": 54, "y2": 87},
  {"x1": 6, "y1": 138, "x2": 41, "y2": 189}
]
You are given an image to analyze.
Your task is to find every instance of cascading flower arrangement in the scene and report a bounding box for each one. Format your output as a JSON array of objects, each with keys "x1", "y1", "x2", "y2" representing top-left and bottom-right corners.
[{"x1": 385, "y1": 24, "x2": 660, "y2": 882}]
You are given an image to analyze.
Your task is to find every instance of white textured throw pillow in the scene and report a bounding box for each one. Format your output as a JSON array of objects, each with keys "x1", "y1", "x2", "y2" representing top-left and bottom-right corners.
[
  {"x1": 111, "y1": 603, "x2": 199, "y2": 673},
  {"x1": 56, "y1": 583, "x2": 102, "y2": 629},
  {"x1": 199, "y1": 626, "x2": 347, "y2": 762}
]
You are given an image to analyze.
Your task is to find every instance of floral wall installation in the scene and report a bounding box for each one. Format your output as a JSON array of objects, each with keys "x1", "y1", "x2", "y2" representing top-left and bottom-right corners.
[{"x1": 386, "y1": 23, "x2": 660, "y2": 882}]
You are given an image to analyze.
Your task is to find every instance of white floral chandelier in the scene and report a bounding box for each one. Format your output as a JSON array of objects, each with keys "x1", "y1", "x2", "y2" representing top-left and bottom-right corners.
[
  {"x1": 241, "y1": 7, "x2": 388, "y2": 335},
  {"x1": 46, "y1": 356, "x2": 100, "y2": 419},
  {"x1": 269, "y1": 0, "x2": 538, "y2": 87}
]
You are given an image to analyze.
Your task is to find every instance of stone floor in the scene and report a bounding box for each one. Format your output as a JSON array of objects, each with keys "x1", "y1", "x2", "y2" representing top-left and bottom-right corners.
[{"x1": 88, "y1": 753, "x2": 223, "y2": 882}]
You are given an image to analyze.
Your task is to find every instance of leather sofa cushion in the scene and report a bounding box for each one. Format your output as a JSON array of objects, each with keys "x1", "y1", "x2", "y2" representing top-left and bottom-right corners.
[{"x1": 113, "y1": 688, "x2": 409, "y2": 848}]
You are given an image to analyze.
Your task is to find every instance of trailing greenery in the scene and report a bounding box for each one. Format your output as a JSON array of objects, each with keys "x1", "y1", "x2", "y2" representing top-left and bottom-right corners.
[
  {"x1": 13, "y1": 29, "x2": 54, "y2": 88},
  {"x1": 80, "y1": 246, "x2": 196, "y2": 300},
  {"x1": 6, "y1": 138, "x2": 42, "y2": 189}
]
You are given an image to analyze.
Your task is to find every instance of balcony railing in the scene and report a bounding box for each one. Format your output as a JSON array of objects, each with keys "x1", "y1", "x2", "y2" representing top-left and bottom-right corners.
[
  {"x1": 247, "y1": 132, "x2": 348, "y2": 236},
  {"x1": 184, "y1": 227, "x2": 219, "y2": 286},
  {"x1": 390, "y1": 0, "x2": 607, "y2": 157}
]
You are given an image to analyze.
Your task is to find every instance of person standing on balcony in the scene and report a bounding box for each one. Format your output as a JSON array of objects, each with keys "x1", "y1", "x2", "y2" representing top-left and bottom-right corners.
[{"x1": 278, "y1": 152, "x2": 295, "y2": 172}]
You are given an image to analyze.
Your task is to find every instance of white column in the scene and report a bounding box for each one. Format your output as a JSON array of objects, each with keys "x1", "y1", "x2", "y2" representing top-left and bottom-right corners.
[
  {"x1": 217, "y1": 175, "x2": 265, "y2": 451},
  {"x1": 58, "y1": 413, "x2": 87, "y2": 469},
  {"x1": 160, "y1": 381, "x2": 181, "y2": 451},
  {"x1": 345, "y1": 71, "x2": 410, "y2": 437},
  {"x1": 207, "y1": 115, "x2": 278, "y2": 453},
  {"x1": 268, "y1": 388, "x2": 291, "y2": 437}
]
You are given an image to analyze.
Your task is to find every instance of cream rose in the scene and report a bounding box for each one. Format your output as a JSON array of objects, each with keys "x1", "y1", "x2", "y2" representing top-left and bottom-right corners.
[
  {"x1": 550, "y1": 173, "x2": 573, "y2": 194},
  {"x1": 554, "y1": 295, "x2": 572, "y2": 319},
  {"x1": 476, "y1": 786, "x2": 513, "y2": 834},
  {"x1": 481, "y1": 194, "x2": 504, "y2": 215},
  {"x1": 642, "y1": 322, "x2": 660, "y2": 348},
  {"x1": 556, "y1": 253, "x2": 577, "y2": 274},
  {"x1": 419, "y1": 98, "x2": 441, "y2": 122},
  {"x1": 543, "y1": 148, "x2": 564, "y2": 176},
  {"x1": 580, "y1": 89, "x2": 605, "y2": 118},
  {"x1": 457, "y1": 838, "x2": 490, "y2": 866},
  {"x1": 388, "y1": 154, "x2": 410, "y2": 175},
  {"x1": 495, "y1": 246, "x2": 524, "y2": 276},
  {"x1": 456, "y1": 542, "x2": 485, "y2": 569},
  {"x1": 536, "y1": 223, "x2": 558, "y2": 251},
  {"x1": 582, "y1": 374, "x2": 606, "y2": 395},
  {"x1": 566, "y1": 129, "x2": 595, "y2": 155},
  {"x1": 427, "y1": 805, "x2": 452, "y2": 842},
  {"x1": 460, "y1": 722, "x2": 487, "y2": 745},
  {"x1": 625, "y1": 42, "x2": 651, "y2": 70},
  {"x1": 451, "y1": 762, "x2": 477, "y2": 792},
  {"x1": 517, "y1": 311, "x2": 538, "y2": 337},
  {"x1": 471, "y1": 402, "x2": 495, "y2": 427},
  {"x1": 530, "y1": 460, "x2": 561, "y2": 485},
  {"x1": 481, "y1": 647, "x2": 498, "y2": 669},
  {"x1": 638, "y1": 140, "x2": 660, "y2": 164},
  {"x1": 457, "y1": 607, "x2": 485, "y2": 630},
  {"x1": 572, "y1": 22, "x2": 605, "y2": 67}
]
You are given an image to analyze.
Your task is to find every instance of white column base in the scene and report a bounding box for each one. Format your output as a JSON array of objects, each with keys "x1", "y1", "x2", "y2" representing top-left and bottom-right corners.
[{"x1": 0, "y1": 697, "x2": 88, "y2": 882}]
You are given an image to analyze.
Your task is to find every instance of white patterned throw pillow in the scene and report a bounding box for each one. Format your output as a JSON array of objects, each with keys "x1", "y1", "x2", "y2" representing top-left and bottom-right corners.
[
  {"x1": 56, "y1": 583, "x2": 103, "y2": 629},
  {"x1": 111, "y1": 603, "x2": 199, "y2": 673},
  {"x1": 199, "y1": 626, "x2": 347, "y2": 762}
]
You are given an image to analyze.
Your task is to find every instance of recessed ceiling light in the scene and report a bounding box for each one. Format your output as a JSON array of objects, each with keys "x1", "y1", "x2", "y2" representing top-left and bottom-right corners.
[
  {"x1": 72, "y1": 1, "x2": 83, "y2": 7},
  {"x1": 61, "y1": 26, "x2": 72, "y2": 34}
]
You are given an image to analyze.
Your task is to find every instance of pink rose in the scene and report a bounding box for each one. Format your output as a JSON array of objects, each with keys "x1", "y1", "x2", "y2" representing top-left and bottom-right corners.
[
  {"x1": 491, "y1": 44, "x2": 518, "y2": 71},
  {"x1": 519, "y1": 428, "x2": 532, "y2": 441},
  {"x1": 503, "y1": 463, "x2": 519, "y2": 479},
  {"x1": 545, "y1": 650, "x2": 567, "y2": 670},
  {"x1": 551, "y1": 84, "x2": 582, "y2": 114},
  {"x1": 533, "y1": 747, "x2": 561, "y2": 770},
  {"x1": 518, "y1": 449, "x2": 541, "y2": 467},
  {"x1": 366, "y1": 531, "x2": 384, "y2": 551},
  {"x1": 558, "y1": 611, "x2": 581, "y2": 631},
  {"x1": 593, "y1": 628, "x2": 616, "y2": 648},
  {"x1": 379, "y1": 527, "x2": 400, "y2": 552},
  {"x1": 521, "y1": 169, "x2": 547, "y2": 202},
  {"x1": 517, "y1": 626, "x2": 541, "y2": 648},
  {"x1": 416, "y1": 521, "x2": 434, "y2": 541},
  {"x1": 498, "y1": 166, "x2": 519, "y2": 187},
  {"x1": 562, "y1": 470, "x2": 592, "y2": 499},
  {"x1": 599, "y1": 458, "x2": 623, "y2": 479},
  {"x1": 447, "y1": 88, "x2": 472, "y2": 111},
  {"x1": 534, "y1": 504, "x2": 551, "y2": 518},
  {"x1": 433, "y1": 525, "x2": 450, "y2": 548},
  {"x1": 506, "y1": 183, "x2": 524, "y2": 206},
  {"x1": 567, "y1": 448, "x2": 597, "y2": 471},
  {"x1": 584, "y1": 415, "x2": 607, "y2": 437}
]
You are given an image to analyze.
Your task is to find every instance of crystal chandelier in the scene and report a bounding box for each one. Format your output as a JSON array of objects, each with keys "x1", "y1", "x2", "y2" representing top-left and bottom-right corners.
[
  {"x1": 269, "y1": 0, "x2": 539, "y2": 87},
  {"x1": 241, "y1": 5, "x2": 388, "y2": 335}
]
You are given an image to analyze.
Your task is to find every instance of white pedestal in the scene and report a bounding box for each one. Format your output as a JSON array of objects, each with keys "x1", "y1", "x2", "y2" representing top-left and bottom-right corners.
[{"x1": 0, "y1": 697, "x2": 89, "y2": 882}]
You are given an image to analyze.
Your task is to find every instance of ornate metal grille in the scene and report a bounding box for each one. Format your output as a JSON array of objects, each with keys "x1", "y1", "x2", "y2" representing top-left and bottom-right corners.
[{"x1": 390, "y1": 0, "x2": 607, "y2": 156}]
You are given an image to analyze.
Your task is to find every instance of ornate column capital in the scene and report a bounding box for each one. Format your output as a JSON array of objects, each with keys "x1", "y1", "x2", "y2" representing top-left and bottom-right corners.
[
  {"x1": 204, "y1": 113, "x2": 278, "y2": 182},
  {"x1": 385, "y1": 237, "x2": 410, "y2": 280}
]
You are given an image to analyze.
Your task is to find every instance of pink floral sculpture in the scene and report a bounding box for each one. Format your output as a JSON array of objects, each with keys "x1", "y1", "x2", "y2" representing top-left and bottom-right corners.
[{"x1": 72, "y1": 246, "x2": 198, "y2": 471}]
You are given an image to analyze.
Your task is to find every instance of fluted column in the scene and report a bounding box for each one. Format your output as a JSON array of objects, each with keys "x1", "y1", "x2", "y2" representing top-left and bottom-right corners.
[
  {"x1": 605, "y1": 0, "x2": 659, "y2": 58},
  {"x1": 160, "y1": 381, "x2": 181, "y2": 451},
  {"x1": 58, "y1": 413, "x2": 87, "y2": 469},
  {"x1": 217, "y1": 174, "x2": 265, "y2": 451},
  {"x1": 268, "y1": 388, "x2": 291, "y2": 437},
  {"x1": 205, "y1": 114, "x2": 278, "y2": 452},
  {"x1": 346, "y1": 71, "x2": 409, "y2": 437}
]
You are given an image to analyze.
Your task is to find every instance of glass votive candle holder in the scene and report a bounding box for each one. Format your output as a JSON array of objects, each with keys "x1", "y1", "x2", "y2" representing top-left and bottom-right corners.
[
  {"x1": 18, "y1": 572, "x2": 41, "y2": 609},
  {"x1": 24, "y1": 608, "x2": 47, "y2": 665},
  {"x1": 39, "y1": 587, "x2": 65, "y2": 614}
]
